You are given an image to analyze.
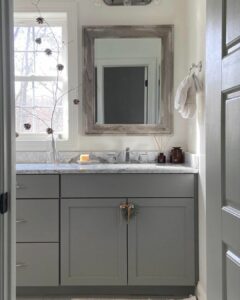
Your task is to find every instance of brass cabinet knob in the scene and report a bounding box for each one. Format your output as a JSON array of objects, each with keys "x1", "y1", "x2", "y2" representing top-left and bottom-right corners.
[{"x1": 120, "y1": 203, "x2": 136, "y2": 222}]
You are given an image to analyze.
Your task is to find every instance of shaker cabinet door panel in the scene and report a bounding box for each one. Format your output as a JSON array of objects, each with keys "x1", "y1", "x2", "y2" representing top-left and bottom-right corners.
[
  {"x1": 128, "y1": 198, "x2": 195, "y2": 286},
  {"x1": 61, "y1": 198, "x2": 127, "y2": 286}
]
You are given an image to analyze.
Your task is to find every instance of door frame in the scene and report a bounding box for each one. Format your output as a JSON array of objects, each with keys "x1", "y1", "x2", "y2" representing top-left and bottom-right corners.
[
  {"x1": 0, "y1": 0, "x2": 16, "y2": 299},
  {"x1": 206, "y1": 0, "x2": 224, "y2": 299}
]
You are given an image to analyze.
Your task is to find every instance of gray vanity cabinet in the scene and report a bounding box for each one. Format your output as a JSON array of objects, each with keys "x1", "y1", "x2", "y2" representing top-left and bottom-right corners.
[
  {"x1": 60, "y1": 174, "x2": 197, "y2": 287},
  {"x1": 128, "y1": 198, "x2": 195, "y2": 286},
  {"x1": 16, "y1": 173, "x2": 196, "y2": 291},
  {"x1": 61, "y1": 198, "x2": 127, "y2": 286}
]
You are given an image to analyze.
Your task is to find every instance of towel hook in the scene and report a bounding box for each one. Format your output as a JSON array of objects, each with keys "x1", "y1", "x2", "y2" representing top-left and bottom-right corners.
[{"x1": 189, "y1": 61, "x2": 202, "y2": 75}]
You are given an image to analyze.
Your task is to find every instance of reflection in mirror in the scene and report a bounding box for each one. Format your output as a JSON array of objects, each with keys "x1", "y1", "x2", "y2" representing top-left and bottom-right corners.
[{"x1": 94, "y1": 38, "x2": 162, "y2": 125}]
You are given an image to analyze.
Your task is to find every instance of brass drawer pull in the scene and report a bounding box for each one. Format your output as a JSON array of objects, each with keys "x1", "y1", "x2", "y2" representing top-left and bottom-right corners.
[
  {"x1": 128, "y1": 204, "x2": 135, "y2": 222},
  {"x1": 120, "y1": 203, "x2": 136, "y2": 222},
  {"x1": 120, "y1": 203, "x2": 128, "y2": 210}
]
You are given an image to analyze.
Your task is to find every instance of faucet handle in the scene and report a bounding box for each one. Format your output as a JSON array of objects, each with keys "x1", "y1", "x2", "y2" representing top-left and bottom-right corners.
[
  {"x1": 138, "y1": 153, "x2": 148, "y2": 163},
  {"x1": 107, "y1": 153, "x2": 117, "y2": 163}
]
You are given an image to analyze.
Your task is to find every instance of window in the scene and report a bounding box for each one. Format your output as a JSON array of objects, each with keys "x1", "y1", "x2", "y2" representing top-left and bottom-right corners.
[{"x1": 14, "y1": 13, "x2": 68, "y2": 140}]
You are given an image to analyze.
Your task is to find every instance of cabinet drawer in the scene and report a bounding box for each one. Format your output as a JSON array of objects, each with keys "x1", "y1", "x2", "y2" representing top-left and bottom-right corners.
[
  {"x1": 16, "y1": 243, "x2": 59, "y2": 287},
  {"x1": 16, "y1": 175, "x2": 59, "y2": 199},
  {"x1": 61, "y1": 174, "x2": 195, "y2": 198},
  {"x1": 17, "y1": 200, "x2": 59, "y2": 243}
]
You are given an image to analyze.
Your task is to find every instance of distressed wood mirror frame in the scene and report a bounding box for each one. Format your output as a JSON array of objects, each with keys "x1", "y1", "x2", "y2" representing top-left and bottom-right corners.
[{"x1": 83, "y1": 25, "x2": 174, "y2": 135}]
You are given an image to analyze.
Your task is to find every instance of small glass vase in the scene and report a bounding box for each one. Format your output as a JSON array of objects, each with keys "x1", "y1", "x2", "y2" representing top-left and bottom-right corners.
[{"x1": 48, "y1": 134, "x2": 59, "y2": 164}]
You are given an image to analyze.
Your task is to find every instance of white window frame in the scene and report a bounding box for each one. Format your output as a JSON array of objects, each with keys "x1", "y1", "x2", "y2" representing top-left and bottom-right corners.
[{"x1": 14, "y1": 0, "x2": 79, "y2": 152}]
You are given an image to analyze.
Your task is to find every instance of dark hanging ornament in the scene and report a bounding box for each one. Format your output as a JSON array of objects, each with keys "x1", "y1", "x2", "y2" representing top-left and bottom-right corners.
[
  {"x1": 35, "y1": 37, "x2": 42, "y2": 44},
  {"x1": 36, "y1": 17, "x2": 44, "y2": 24},
  {"x1": 46, "y1": 127, "x2": 54, "y2": 135},
  {"x1": 24, "y1": 123, "x2": 31, "y2": 130},
  {"x1": 73, "y1": 99, "x2": 80, "y2": 105},
  {"x1": 56, "y1": 64, "x2": 64, "y2": 71},
  {"x1": 44, "y1": 48, "x2": 52, "y2": 56}
]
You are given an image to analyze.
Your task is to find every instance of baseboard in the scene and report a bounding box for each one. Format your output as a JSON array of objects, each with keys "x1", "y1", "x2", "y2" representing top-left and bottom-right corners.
[
  {"x1": 196, "y1": 282, "x2": 207, "y2": 300},
  {"x1": 17, "y1": 286, "x2": 195, "y2": 297}
]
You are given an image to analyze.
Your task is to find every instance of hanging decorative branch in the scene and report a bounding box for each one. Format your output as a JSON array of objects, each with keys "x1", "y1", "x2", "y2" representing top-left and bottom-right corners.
[{"x1": 16, "y1": 0, "x2": 80, "y2": 162}]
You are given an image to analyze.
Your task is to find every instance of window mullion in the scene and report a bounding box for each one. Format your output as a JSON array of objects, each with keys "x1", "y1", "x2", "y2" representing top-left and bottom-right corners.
[{"x1": 15, "y1": 76, "x2": 59, "y2": 81}]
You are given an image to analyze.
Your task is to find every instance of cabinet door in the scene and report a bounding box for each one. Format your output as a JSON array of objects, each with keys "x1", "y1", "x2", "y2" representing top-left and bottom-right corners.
[
  {"x1": 128, "y1": 198, "x2": 195, "y2": 286},
  {"x1": 61, "y1": 198, "x2": 127, "y2": 286}
]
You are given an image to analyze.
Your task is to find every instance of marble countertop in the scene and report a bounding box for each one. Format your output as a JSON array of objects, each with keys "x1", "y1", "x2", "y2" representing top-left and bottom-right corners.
[{"x1": 16, "y1": 163, "x2": 198, "y2": 174}]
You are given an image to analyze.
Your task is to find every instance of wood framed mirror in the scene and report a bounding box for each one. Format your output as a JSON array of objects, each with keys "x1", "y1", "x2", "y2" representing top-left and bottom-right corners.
[{"x1": 83, "y1": 25, "x2": 174, "y2": 135}]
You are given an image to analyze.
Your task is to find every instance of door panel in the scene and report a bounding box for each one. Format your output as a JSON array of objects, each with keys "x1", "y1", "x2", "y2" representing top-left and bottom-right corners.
[
  {"x1": 103, "y1": 66, "x2": 145, "y2": 124},
  {"x1": 223, "y1": 0, "x2": 240, "y2": 298},
  {"x1": 226, "y1": 0, "x2": 240, "y2": 46},
  {"x1": 61, "y1": 198, "x2": 127, "y2": 286},
  {"x1": 222, "y1": 53, "x2": 240, "y2": 91},
  {"x1": 225, "y1": 96, "x2": 240, "y2": 207},
  {"x1": 207, "y1": 0, "x2": 240, "y2": 298},
  {"x1": 222, "y1": 207, "x2": 240, "y2": 251},
  {"x1": 226, "y1": 250, "x2": 240, "y2": 300},
  {"x1": 223, "y1": 91, "x2": 240, "y2": 298},
  {"x1": 128, "y1": 198, "x2": 195, "y2": 286}
]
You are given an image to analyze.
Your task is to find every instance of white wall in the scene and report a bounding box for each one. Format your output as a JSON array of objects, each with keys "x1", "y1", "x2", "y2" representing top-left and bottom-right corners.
[
  {"x1": 14, "y1": 0, "x2": 196, "y2": 152},
  {"x1": 75, "y1": 0, "x2": 190, "y2": 151},
  {"x1": 186, "y1": 0, "x2": 207, "y2": 299}
]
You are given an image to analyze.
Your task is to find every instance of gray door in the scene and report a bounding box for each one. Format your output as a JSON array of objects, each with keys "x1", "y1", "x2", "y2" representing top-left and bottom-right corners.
[
  {"x1": 0, "y1": 0, "x2": 15, "y2": 299},
  {"x1": 128, "y1": 198, "x2": 195, "y2": 286},
  {"x1": 206, "y1": 0, "x2": 240, "y2": 299},
  {"x1": 103, "y1": 66, "x2": 146, "y2": 124},
  {"x1": 61, "y1": 198, "x2": 127, "y2": 286}
]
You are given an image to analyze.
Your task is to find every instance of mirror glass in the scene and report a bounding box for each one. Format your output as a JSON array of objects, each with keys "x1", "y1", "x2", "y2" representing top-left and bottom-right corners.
[{"x1": 94, "y1": 38, "x2": 162, "y2": 125}]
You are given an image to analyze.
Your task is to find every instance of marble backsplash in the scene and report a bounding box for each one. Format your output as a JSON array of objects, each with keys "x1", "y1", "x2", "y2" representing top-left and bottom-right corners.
[{"x1": 16, "y1": 150, "x2": 199, "y2": 169}]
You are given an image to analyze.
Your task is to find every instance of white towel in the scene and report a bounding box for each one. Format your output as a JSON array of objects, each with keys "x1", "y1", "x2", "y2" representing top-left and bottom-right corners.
[{"x1": 175, "y1": 73, "x2": 202, "y2": 119}]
